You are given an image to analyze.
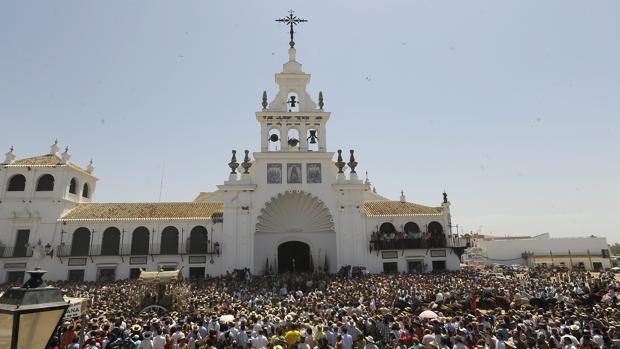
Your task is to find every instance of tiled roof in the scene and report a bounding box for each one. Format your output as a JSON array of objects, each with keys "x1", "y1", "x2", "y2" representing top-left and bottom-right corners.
[
  {"x1": 60, "y1": 202, "x2": 224, "y2": 222},
  {"x1": 3, "y1": 154, "x2": 92, "y2": 175},
  {"x1": 8, "y1": 154, "x2": 61, "y2": 166},
  {"x1": 363, "y1": 201, "x2": 443, "y2": 217}
]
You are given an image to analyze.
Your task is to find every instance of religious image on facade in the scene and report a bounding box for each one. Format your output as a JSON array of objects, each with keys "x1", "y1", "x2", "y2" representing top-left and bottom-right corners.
[
  {"x1": 266, "y1": 163, "x2": 282, "y2": 184},
  {"x1": 287, "y1": 163, "x2": 302, "y2": 184},
  {"x1": 307, "y1": 163, "x2": 322, "y2": 184}
]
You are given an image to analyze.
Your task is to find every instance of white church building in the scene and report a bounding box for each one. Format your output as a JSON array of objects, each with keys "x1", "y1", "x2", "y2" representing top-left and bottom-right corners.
[{"x1": 0, "y1": 21, "x2": 468, "y2": 282}]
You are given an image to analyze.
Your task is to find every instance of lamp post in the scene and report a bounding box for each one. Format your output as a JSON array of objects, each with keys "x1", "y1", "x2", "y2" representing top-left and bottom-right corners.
[{"x1": 0, "y1": 268, "x2": 69, "y2": 349}]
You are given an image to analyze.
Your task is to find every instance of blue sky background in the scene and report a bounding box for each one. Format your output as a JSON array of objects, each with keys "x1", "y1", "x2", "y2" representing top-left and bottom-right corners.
[{"x1": 1, "y1": 1, "x2": 618, "y2": 243}]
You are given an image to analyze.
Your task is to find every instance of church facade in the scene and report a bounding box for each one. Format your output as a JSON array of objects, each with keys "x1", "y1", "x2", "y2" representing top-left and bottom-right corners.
[{"x1": 0, "y1": 36, "x2": 468, "y2": 283}]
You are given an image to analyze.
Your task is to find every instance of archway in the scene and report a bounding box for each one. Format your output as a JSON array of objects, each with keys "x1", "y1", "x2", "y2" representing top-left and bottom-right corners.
[
  {"x1": 255, "y1": 191, "x2": 336, "y2": 274},
  {"x1": 278, "y1": 241, "x2": 310, "y2": 273}
]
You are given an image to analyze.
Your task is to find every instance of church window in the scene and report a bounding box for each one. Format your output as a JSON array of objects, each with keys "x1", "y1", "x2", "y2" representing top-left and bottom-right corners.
[
  {"x1": 82, "y1": 183, "x2": 90, "y2": 198},
  {"x1": 160, "y1": 226, "x2": 179, "y2": 255},
  {"x1": 307, "y1": 163, "x2": 321, "y2": 183},
  {"x1": 101, "y1": 227, "x2": 121, "y2": 256},
  {"x1": 35, "y1": 174, "x2": 55, "y2": 191},
  {"x1": 69, "y1": 178, "x2": 78, "y2": 194},
  {"x1": 287, "y1": 163, "x2": 302, "y2": 184},
  {"x1": 267, "y1": 163, "x2": 282, "y2": 184},
  {"x1": 70, "y1": 227, "x2": 91, "y2": 256},
  {"x1": 7, "y1": 174, "x2": 26, "y2": 191},
  {"x1": 131, "y1": 226, "x2": 150, "y2": 255}
]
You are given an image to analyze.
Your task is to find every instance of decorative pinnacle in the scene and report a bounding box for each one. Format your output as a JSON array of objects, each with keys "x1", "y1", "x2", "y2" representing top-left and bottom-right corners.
[
  {"x1": 241, "y1": 150, "x2": 253, "y2": 174},
  {"x1": 228, "y1": 150, "x2": 239, "y2": 175},
  {"x1": 335, "y1": 150, "x2": 345, "y2": 174},
  {"x1": 318, "y1": 91, "x2": 324, "y2": 110},
  {"x1": 275, "y1": 10, "x2": 307, "y2": 48},
  {"x1": 262, "y1": 91, "x2": 268, "y2": 110},
  {"x1": 347, "y1": 149, "x2": 358, "y2": 174}
]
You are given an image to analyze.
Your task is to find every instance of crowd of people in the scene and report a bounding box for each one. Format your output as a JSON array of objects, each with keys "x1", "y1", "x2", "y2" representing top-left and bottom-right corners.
[{"x1": 8, "y1": 266, "x2": 618, "y2": 349}]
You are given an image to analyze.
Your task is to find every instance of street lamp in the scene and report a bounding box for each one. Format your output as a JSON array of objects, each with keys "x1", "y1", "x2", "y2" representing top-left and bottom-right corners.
[{"x1": 0, "y1": 268, "x2": 69, "y2": 349}]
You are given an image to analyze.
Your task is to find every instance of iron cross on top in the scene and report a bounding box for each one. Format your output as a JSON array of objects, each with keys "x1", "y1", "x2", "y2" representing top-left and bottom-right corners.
[{"x1": 275, "y1": 10, "x2": 308, "y2": 48}]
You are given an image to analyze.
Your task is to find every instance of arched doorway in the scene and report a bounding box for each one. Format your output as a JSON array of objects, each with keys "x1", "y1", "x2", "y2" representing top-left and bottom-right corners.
[
  {"x1": 255, "y1": 191, "x2": 336, "y2": 275},
  {"x1": 278, "y1": 241, "x2": 310, "y2": 273}
]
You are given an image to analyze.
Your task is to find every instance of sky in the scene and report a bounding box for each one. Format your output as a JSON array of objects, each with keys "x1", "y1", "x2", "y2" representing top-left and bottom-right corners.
[{"x1": 1, "y1": 1, "x2": 618, "y2": 243}]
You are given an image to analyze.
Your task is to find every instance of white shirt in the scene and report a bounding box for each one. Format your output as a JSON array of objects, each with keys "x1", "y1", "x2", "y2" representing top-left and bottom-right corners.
[
  {"x1": 153, "y1": 335, "x2": 167, "y2": 349},
  {"x1": 252, "y1": 335, "x2": 269, "y2": 349},
  {"x1": 342, "y1": 333, "x2": 353, "y2": 349},
  {"x1": 140, "y1": 338, "x2": 154, "y2": 349}
]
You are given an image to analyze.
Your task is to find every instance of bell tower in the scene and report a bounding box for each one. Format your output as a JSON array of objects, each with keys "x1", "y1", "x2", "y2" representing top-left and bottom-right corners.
[{"x1": 257, "y1": 11, "x2": 330, "y2": 153}]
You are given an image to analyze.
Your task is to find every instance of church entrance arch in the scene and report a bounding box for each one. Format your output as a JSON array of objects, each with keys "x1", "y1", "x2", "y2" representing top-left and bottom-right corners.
[
  {"x1": 254, "y1": 190, "x2": 336, "y2": 275},
  {"x1": 278, "y1": 241, "x2": 310, "y2": 273}
]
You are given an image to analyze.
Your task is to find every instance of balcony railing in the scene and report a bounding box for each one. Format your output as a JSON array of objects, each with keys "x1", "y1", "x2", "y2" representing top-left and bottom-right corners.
[
  {"x1": 55, "y1": 242, "x2": 221, "y2": 257},
  {"x1": 370, "y1": 237, "x2": 447, "y2": 251},
  {"x1": 0, "y1": 246, "x2": 34, "y2": 258}
]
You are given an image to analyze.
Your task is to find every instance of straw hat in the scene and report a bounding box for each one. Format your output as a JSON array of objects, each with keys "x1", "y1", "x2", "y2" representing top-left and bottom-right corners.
[{"x1": 365, "y1": 336, "x2": 375, "y2": 343}]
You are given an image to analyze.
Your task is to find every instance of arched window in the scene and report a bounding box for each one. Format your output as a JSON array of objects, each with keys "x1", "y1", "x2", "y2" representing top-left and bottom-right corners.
[
  {"x1": 36, "y1": 174, "x2": 55, "y2": 191},
  {"x1": 69, "y1": 178, "x2": 78, "y2": 194},
  {"x1": 428, "y1": 221, "x2": 444, "y2": 235},
  {"x1": 268, "y1": 128, "x2": 282, "y2": 151},
  {"x1": 82, "y1": 183, "x2": 90, "y2": 198},
  {"x1": 379, "y1": 222, "x2": 396, "y2": 235},
  {"x1": 71, "y1": 227, "x2": 91, "y2": 256},
  {"x1": 101, "y1": 227, "x2": 121, "y2": 256},
  {"x1": 7, "y1": 174, "x2": 26, "y2": 191},
  {"x1": 189, "y1": 226, "x2": 208, "y2": 254},
  {"x1": 427, "y1": 221, "x2": 445, "y2": 248},
  {"x1": 131, "y1": 226, "x2": 150, "y2": 255},
  {"x1": 160, "y1": 226, "x2": 179, "y2": 255},
  {"x1": 404, "y1": 222, "x2": 420, "y2": 235},
  {"x1": 287, "y1": 128, "x2": 300, "y2": 151}
]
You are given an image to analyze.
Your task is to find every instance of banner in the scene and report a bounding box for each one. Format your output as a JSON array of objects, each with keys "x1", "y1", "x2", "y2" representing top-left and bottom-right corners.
[{"x1": 63, "y1": 297, "x2": 88, "y2": 320}]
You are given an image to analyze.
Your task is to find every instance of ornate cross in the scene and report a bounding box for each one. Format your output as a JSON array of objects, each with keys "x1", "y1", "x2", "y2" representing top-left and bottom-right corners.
[{"x1": 275, "y1": 10, "x2": 308, "y2": 48}]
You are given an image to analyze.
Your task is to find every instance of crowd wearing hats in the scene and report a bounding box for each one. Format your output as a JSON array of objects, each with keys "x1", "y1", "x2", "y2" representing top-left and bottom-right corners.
[{"x1": 13, "y1": 267, "x2": 618, "y2": 349}]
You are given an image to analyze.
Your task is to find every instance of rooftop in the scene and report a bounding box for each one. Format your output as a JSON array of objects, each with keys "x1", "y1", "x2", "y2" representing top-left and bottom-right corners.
[{"x1": 59, "y1": 202, "x2": 224, "y2": 222}]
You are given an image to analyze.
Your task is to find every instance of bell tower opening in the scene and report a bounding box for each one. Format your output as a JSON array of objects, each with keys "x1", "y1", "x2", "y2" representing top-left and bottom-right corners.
[{"x1": 268, "y1": 128, "x2": 282, "y2": 151}]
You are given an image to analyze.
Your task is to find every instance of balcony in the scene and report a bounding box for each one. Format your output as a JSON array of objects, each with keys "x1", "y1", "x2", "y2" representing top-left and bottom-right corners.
[
  {"x1": 370, "y1": 236, "x2": 447, "y2": 251},
  {"x1": 55, "y1": 242, "x2": 221, "y2": 257},
  {"x1": 0, "y1": 246, "x2": 34, "y2": 258}
]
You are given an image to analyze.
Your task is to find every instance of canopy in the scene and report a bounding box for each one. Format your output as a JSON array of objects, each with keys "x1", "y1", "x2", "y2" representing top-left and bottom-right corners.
[
  {"x1": 419, "y1": 310, "x2": 439, "y2": 319},
  {"x1": 138, "y1": 270, "x2": 183, "y2": 284}
]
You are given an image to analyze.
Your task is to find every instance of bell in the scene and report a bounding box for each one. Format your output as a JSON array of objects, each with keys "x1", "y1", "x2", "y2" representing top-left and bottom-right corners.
[
  {"x1": 307, "y1": 130, "x2": 318, "y2": 144},
  {"x1": 269, "y1": 134, "x2": 280, "y2": 143},
  {"x1": 288, "y1": 138, "x2": 299, "y2": 147},
  {"x1": 288, "y1": 95, "x2": 297, "y2": 107}
]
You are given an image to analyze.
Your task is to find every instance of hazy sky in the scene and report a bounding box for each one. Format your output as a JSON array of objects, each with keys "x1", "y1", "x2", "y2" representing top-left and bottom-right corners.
[{"x1": 1, "y1": 1, "x2": 618, "y2": 243}]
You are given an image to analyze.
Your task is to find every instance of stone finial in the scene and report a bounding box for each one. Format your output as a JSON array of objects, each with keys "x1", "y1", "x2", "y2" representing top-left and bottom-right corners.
[
  {"x1": 443, "y1": 191, "x2": 448, "y2": 204},
  {"x1": 4, "y1": 146, "x2": 16, "y2": 164},
  {"x1": 347, "y1": 150, "x2": 358, "y2": 174},
  {"x1": 364, "y1": 171, "x2": 372, "y2": 186},
  {"x1": 335, "y1": 150, "x2": 345, "y2": 174},
  {"x1": 60, "y1": 147, "x2": 71, "y2": 164},
  {"x1": 241, "y1": 150, "x2": 252, "y2": 174},
  {"x1": 87, "y1": 159, "x2": 95, "y2": 174},
  {"x1": 262, "y1": 91, "x2": 268, "y2": 110},
  {"x1": 400, "y1": 190, "x2": 406, "y2": 203},
  {"x1": 372, "y1": 186, "x2": 377, "y2": 193},
  {"x1": 228, "y1": 150, "x2": 239, "y2": 175},
  {"x1": 50, "y1": 139, "x2": 60, "y2": 155},
  {"x1": 318, "y1": 91, "x2": 324, "y2": 110}
]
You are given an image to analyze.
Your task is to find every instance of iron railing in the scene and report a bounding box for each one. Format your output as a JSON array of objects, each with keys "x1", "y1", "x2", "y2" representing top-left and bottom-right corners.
[
  {"x1": 0, "y1": 246, "x2": 34, "y2": 258},
  {"x1": 54, "y1": 242, "x2": 221, "y2": 257}
]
